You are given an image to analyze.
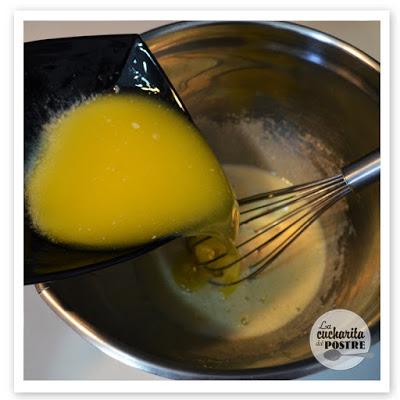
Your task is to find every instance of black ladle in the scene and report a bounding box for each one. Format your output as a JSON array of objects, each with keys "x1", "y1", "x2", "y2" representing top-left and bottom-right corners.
[{"x1": 24, "y1": 35, "x2": 189, "y2": 285}]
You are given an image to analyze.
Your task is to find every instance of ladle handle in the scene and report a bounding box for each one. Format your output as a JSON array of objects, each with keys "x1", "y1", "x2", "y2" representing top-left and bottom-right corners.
[{"x1": 342, "y1": 149, "x2": 380, "y2": 190}]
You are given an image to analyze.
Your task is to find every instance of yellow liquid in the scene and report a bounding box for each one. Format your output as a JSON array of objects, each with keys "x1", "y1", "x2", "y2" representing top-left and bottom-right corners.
[{"x1": 26, "y1": 94, "x2": 238, "y2": 251}]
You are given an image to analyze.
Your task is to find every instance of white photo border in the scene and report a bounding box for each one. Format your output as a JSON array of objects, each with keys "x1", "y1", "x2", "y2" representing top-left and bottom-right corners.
[{"x1": 14, "y1": 9, "x2": 390, "y2": 393}]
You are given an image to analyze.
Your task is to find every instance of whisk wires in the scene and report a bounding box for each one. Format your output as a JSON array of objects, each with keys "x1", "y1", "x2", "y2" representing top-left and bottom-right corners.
[{"x1": 197, "y1": 174, "x2": 352, "y2": 286}]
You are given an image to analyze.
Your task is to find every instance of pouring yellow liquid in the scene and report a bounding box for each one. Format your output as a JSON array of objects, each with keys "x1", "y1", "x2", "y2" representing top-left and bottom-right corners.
[{"x1": 26, "y1": 94, "x2": 240, "y2": 290}]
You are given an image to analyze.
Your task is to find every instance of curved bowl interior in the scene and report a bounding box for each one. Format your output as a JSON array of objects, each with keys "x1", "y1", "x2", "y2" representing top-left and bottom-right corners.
[{"x1": 36, "y1": 21, "x2": 380, "y2": 379}]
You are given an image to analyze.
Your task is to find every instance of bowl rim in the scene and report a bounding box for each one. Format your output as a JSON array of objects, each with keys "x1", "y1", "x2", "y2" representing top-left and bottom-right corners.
[
  {"x1": 37, "y1": 20, "x2": 380, "y2": 380},
  {"x1": 38, "y1": 282, "x2": 380, "y2": 380},
  {"x1": 142, "y1": 20, "x2": 380, "y2": 72}
]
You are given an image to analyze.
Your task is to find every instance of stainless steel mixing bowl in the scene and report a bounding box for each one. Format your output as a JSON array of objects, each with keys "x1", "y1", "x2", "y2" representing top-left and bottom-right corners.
[{"x1": 36, "y1": 21, "x2": 380, "y2": 379}]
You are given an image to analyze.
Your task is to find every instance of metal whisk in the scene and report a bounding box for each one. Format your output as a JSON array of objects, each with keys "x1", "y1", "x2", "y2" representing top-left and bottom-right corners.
[{"x1": 200, "y1": 150, "x2": 380, "y2": 286}]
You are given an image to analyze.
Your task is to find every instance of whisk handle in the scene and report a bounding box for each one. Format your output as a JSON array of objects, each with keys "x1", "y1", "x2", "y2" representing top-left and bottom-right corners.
[{"x1": 342, "y1": 149, "x2": 380, "y2": 189}]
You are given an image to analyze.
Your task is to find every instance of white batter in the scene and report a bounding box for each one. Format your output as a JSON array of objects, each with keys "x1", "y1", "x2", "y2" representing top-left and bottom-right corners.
[{"x1": 137, "y1": 164, "x2": 327, "y2": 340}]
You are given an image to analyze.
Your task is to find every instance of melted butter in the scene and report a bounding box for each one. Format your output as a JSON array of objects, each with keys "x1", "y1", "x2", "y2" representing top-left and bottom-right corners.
[
  {"x1": 25, "y1": 94, "x2": 238, "y2": 253},
  {"x1": 172, "y1": 236, "x2": 241, "y2": 298}
]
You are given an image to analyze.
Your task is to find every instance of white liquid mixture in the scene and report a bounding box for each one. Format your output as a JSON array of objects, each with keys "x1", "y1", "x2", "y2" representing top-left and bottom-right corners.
[{"x1": 138, "y1": 164, "x2": 327, "y2": 340}]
